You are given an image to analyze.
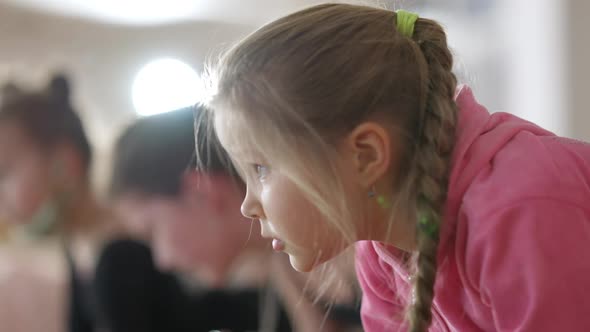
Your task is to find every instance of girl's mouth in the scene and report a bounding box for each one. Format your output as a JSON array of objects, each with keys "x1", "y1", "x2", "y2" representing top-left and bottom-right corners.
[{"x1": 272, "y1": 238, "x2": 285, "y2": 251}]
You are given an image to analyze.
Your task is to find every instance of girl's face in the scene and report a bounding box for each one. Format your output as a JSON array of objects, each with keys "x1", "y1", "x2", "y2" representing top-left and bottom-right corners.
[
  {"x1": 0, "y1": 122, "x2": 54, "y2": 224},
  {"x1": 215, "y1": 113, "x2": 357, "y2": 272}
]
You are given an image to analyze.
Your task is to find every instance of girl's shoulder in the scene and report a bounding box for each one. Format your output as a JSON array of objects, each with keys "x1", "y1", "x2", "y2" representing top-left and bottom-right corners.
[{"x1": 461, "y1": 129, "x2": 590, "y2": 215}]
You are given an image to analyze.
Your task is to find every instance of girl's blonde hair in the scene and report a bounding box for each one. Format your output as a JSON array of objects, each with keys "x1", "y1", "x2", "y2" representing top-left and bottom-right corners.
[{"x1": 202, "y1": 4, "x2": 457, "y2": 331}]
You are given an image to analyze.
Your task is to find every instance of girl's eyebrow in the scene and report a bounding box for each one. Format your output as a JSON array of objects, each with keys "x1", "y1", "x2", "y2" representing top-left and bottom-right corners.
[{"x1": 226, "y1": 146, "x2": 266, "y2": 163}]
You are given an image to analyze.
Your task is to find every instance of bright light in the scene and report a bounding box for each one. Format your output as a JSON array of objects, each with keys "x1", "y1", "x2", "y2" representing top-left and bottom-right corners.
[{"x1": 132, "y1": 58, "x2": 202, "y2": 116}]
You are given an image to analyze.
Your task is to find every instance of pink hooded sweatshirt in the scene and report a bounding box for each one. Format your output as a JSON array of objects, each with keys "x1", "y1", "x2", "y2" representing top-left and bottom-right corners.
[{"x1": 356, "y1": 85, "x2": 590, "y2": 331}]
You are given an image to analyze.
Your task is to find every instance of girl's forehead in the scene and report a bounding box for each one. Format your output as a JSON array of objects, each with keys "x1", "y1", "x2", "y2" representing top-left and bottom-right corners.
[{"x1": 213, "y1": 110, "x2": 261, "y2": 159}]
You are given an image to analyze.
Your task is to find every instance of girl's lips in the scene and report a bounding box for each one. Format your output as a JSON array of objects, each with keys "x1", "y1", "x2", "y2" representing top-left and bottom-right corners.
[{"x1": 272, "y1": 238, "x2": 286, "y2": 251}]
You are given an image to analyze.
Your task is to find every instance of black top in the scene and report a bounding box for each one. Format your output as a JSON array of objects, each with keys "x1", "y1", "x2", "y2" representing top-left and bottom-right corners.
[
  {"x1": 66, "y1": 242, "x2": 99, "y2": 332},
  {"x1": 68, "y1": 238, "x2": 292, "y2": 332}
]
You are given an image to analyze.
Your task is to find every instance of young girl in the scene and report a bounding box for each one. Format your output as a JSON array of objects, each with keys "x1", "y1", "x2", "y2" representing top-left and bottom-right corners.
[
  {"x1": 0, "y1": 75, "x2": 122, "y2": 332},
  {"x1": 199, "y1": 3, "x2": 590, "y2": 332}
]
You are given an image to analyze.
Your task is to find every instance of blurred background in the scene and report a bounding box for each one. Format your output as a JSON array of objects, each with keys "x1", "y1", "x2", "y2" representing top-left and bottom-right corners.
[
  {"x1": 0, "y1": 0, "x2": 588, "y2": 331},
  {"x1": 0, "y1": 0, "x2": 587, "y2": 193}
]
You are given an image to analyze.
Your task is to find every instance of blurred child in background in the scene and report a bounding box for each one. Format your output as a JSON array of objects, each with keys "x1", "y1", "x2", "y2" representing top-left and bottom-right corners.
[
  {"x1": 0, "y1": 74, "x2": 121, "y2": 332},
  {"x1": 107, "y1": 106, "x2": 292, "y2": 332},
  {"x1": 109, "y1": 106, "x2": 362, "y2": 332}
]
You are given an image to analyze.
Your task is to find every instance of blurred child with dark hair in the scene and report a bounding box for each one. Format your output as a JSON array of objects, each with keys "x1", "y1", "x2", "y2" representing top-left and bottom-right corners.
[
  {"x1": 107, "y1": 106, "x2": 293, "y2": 331},
  {"x1": 0, "y1": 74, "x2": 121, "y2": 332}
]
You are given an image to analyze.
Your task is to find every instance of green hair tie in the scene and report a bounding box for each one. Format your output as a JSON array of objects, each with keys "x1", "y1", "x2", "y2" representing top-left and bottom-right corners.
[
  {"x1": 396, "y1": 9, "x2": 419, "y2": 38},
  {"x1": 377, "y1": 195, "x2": 391, "y2": 209},
  {"x1": 418, "y1": 213, "x2": 439, "y2": 239}
]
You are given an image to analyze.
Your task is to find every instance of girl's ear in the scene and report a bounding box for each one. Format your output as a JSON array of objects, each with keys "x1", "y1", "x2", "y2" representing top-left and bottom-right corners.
[{"x1": 342, "y1": 121, "x2": 393, "y2": 188}]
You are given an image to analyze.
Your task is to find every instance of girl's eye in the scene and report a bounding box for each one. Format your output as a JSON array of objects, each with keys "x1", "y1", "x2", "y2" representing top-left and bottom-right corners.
[{"x1": 254, "y1": 164, "x2": 269, "y2": 180}]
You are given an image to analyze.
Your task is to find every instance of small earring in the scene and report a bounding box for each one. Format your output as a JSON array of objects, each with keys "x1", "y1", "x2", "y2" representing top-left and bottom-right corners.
[
  {"x1": 368, "y1": 184, "x2": 392, "y2": 209},
  {"x1": 368, "y1": 185, "x2": 376, "y2": 198}
]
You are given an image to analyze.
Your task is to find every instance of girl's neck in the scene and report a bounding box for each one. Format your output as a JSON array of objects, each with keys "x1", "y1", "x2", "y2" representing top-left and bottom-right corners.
[{"x1": 364, "y1": 198, "x2": 417, "y2": 252}]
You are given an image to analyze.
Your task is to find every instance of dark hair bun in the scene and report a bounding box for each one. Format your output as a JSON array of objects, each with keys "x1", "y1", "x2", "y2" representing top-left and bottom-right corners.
[
  {"x1": 1, "y1": 82, "x2": 22, "y2": 105},
  {"x1": 48, "y1": 74, "x2": 70, "y2": 104}
]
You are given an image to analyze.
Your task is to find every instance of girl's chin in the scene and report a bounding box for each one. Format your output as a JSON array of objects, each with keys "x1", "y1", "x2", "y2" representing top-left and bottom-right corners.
[{"x1": 288, "y1": 253, "x2": 324, "y2": 273}]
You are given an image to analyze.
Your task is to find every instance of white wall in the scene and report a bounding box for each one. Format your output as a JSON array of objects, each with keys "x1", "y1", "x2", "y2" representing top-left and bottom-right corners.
[
  {"x1": 569, "y1": 0, "x2": 590, "y2": 141},
  {"x1": 499, "y1": 0, "x2": 569, "y2": 136}
]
